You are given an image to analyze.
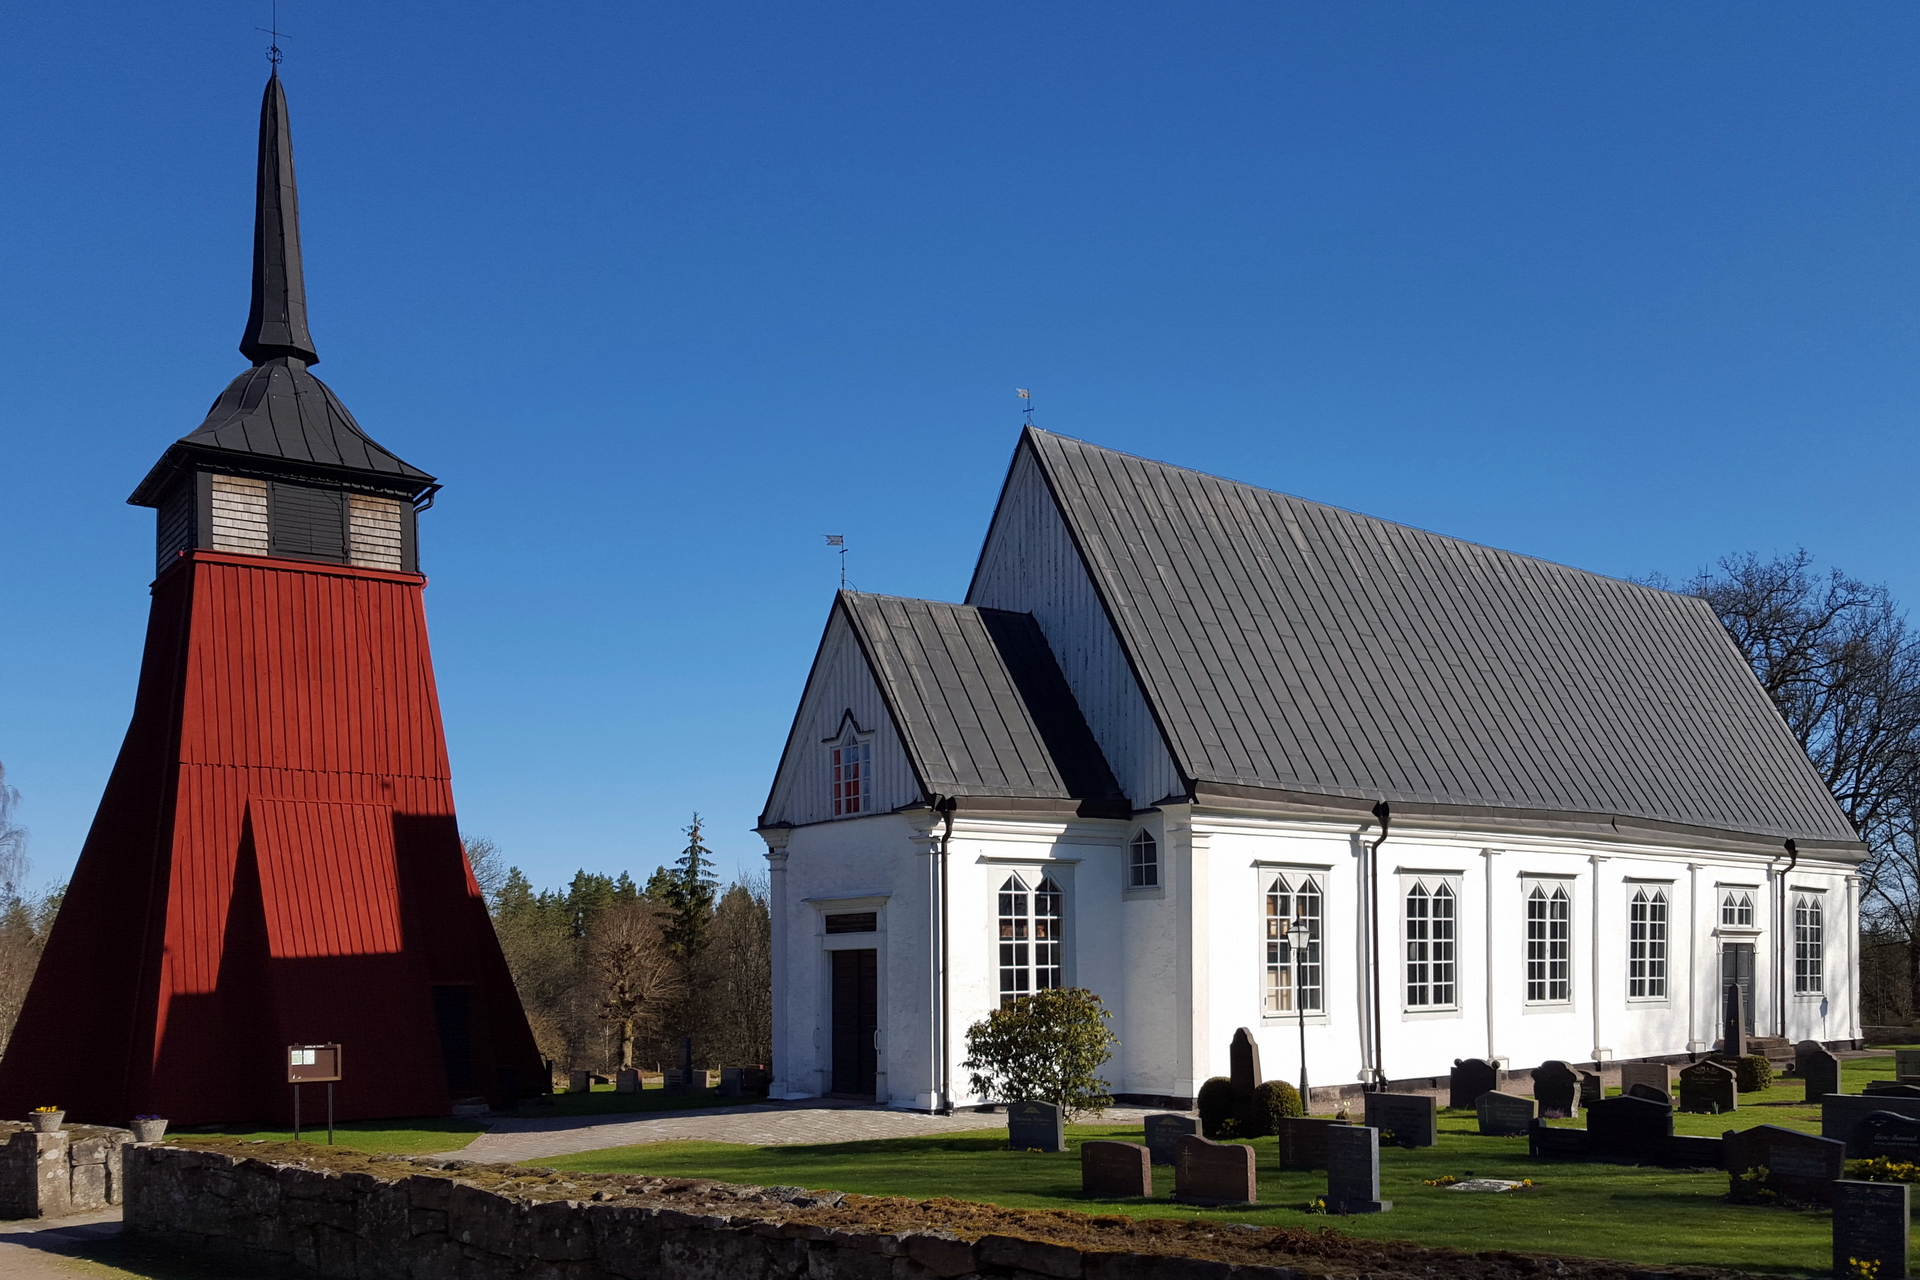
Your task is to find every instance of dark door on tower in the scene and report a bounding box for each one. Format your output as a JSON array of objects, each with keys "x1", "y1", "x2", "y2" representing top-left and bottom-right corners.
[
  {"x1": 431, "y1": 985, "x2": 475, "y2": 1099},
  {"x1": 1721, "y1": 944, "x2": 1757, "y2": 1036},
  {"x1": 830, "y1": 949, "x2": 878, "y2": 1098}
]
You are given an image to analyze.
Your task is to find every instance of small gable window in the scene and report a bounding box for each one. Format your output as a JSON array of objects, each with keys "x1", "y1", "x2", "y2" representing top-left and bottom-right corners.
[
  {"x1": 831, "y1": 737, "x2": 870, "y2": 816},
  {"x1": 1128, "y1": 830, "x2": 1159, "y2": 888},
  {"x1": 997, "y1": 874, "x2": 1064, "y2": 1005},
  {"x1": 1721, "y1": 891, "x2": 1755, "y2": 928}
]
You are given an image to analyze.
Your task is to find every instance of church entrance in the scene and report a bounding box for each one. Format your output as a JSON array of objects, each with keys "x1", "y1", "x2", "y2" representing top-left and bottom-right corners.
[
  {"x1": 1721, "y1": 943, "x2": 1757, "y2": 1036},
  {"x1": 830, "y1": 949, "x2": 877, "y2": 1098}
]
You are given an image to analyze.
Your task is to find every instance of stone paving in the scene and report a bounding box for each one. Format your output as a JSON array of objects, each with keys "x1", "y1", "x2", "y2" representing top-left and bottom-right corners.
[{"x1": 445, "y1": 1100, "x2": 1161, "y2": 1165}]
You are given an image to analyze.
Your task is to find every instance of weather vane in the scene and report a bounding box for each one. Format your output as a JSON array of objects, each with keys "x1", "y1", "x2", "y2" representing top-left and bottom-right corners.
[
  {"x1": 1017, "y1": 388, "x2": 1033, "y2": 425},
  {"x1": 259, "y1": 0, "x2": 289, "y2": 66},
  {"x1": 825, "y1": 534, "x2": 847, "y2": 590}
]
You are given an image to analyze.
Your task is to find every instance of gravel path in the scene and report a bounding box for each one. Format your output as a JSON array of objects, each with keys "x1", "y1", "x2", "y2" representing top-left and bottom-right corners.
[{"x1": 445, "y1": 1100, "x2": 1159, "y2": 1165}]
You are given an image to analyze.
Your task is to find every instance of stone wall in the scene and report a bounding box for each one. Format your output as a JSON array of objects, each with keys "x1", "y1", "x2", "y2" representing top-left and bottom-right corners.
[
  {"x1": 123, "y1": 1145, "x2": 1296, "y2": 1279},
  {"x1": 0, "y1": 1122, "x2": 132, "y2": 1218}
]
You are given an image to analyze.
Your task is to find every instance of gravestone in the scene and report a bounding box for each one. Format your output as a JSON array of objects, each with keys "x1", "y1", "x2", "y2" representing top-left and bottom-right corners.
[
  {"x1": 1476, "y1": 1091, "x2": 1537, "y2": 1136},
  {"x1": 1586, "y1": 1094, "x2": 1673, "y2": 1160},
  {"x1": 1325, "y1": 1125, "x2": 1391, "y2": 1213},
  {"x1": 1618, "y1": 1061, "x2": 1673, "y2": 1098},
  {"x1": 1081, "y1": 1141, "x2": 1153, "y2": 1198},
  {"x1": 1230, "y1": 1027, "x2": 1263, "y2": 1094},
  {"x1": 1664, "y1": 1134, "x2": 1727, "y2": 1168},
  {"x1": 1450, "y1": 1058, "x2": 1499, "y2": 1111},
  {"x1": 1832, "y1": 1180, "x2": 1909, "y2": 1280},
  {"x1": 1278, "y1": 1117, "x2": 1353, "y2": 1169},
  {"x1": 568, "y1": 1070, "x2": 590, "y2": 1094},
  {"x1": 1007, "y1": 1101, "x2": 1065, "y2": 1153},
  {"x1": 1866, "y1": 1082, "x2": 1920, "y2": 1099},
  {"x1": 1825, "y1": 1095, "x2": 1920, "y2": 1155},
  {"x1": 1527, "y1": 1119, "x2": 1590, "y2": 1160},
  {"x1": 717, "y1": 1068, "x2": 743, "y2": 1097},
  {"x1": 1362, "y1": 1092, "x2": 1438, "y2": 1147},
  {"x1": 1143, "y1": 1113, "x2": 1201, "y2": 1166},
  {"x1": 1723, "y1": 1124, "x2": 1848, "y2": 1205},
  {"x1": 1532, "y1": 1061, "x2": 1580, "y2": 1118},
  {"x1": 1678, "y1": 1060, "x2": 1737, "y2": 1114},
  {"x1": 1895, "y1": 1049, "x2": 1920, "y2": 1083},
  {"x1": 1626, "y1": 1083, "x2": 1672, "y2": 1105},
  {"x1": 1577, "y1": 1070, "x2": 1603, "y2": 1107},
  {"x1": 1798, "y1": 1041, "x2": 1842, "y2": 1104},
  {"x1": 1857, "y1": 1111, "x2": 1920, "y2": 1162},
  {"x1": 1723, "y1": 986, "x2": 1748, "y2": 1059},
  {"x1": 616, "y1": 1069, "x2": 639, "y2": 1094},
  {"x1": 1172, "y1": 1135, "x2": 1257, "y2": 1206}
]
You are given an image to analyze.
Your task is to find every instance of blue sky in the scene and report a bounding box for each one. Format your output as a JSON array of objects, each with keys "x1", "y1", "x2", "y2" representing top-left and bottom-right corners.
[{"x1": 3, "y1": 2, "x2": 1918, "y2": 894}]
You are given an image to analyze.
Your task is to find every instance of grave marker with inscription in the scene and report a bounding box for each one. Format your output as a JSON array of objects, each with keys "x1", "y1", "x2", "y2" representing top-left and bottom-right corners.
[
  {"x1": 1326, "y1": 1125, "x2": 1391, "y2": 1213},
  {"x1": 1825, "y1": 1095, "x2": 1920, "y2": 1155},
  {"x1": 1450, "y1": 1059, "x2": 1499, "y2": 1111},
  {"x1": 1577, "y1": 1070, "x2": 1603, "y2": 1107},
  {"x1": 1143, "y1": 1113, "x2": 1200, "y2": 1166},
  {"x1": 1798, "y1": 1041, "x2": 1841, "y2": 1104},
  {"x1": 1857, "y1": 1111, "x2": 1920, "y2": 1162},
  {"x1": 1081, "y1": 1141, "x2": 1153, "y2": 1198},
  {"x1": 1007, "y1": 1101, "x2": 1065, "y2": 1152},
  {"x1": 1173, "y1": 1135, "x2": 1257, "y2": 1206},
  {"x1": 1230, "y1": 1027, "x2": 1263, "y2": 1093},
  {"x1": 1833, "y1": 1180, "x2": 1910, "y2": 1280},
  {"x1": 1585, "y1": 1094, "x2": 1673, "y2": 1161},
  {"x1": 1362, "y1": 1092, "x2": 1438, "y2": 1147},
  {"x1": 1618, "y1": 1061, "x2": 1673, "y2": 1098},
  {"x1": 1477, "y1": 1091, "x2": 1538, "y2": 1136},
  {"x1": 1278, "y1": 1117, "x2": 1354, "y2": 1169},
  {"x1": 1532, "y1": 1061, "x2": 1580, "y2": 1118},
  {"x1": 1626, "y1": 1083, "x2": 1673, "y2": 1105},
  {"x1": 1723, "y1": 1124, "x2": 1847, "y2": 1205},
  {"x1": 1678, "y1": 1060, "x2": 1737, "y2": 1114}
]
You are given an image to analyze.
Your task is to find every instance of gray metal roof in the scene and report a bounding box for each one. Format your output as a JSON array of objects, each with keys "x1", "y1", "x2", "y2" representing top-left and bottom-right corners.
[
  {"x1": 1009, "y1": 428, "x2": 1861, "y2": 847},
  {"x1": 840, "y1": 592, "x2": 1124, "y2": 807}
]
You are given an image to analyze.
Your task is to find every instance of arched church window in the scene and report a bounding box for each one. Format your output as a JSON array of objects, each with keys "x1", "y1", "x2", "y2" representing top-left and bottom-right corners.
[
  {"x1": 997, "y1": 874, "x2": 1064, "y2": 1005},
  {"x1": 1264, "y1": 874, "x2": 1322, "y2": 1013},
  {"x1": 1405, "y1": 880, "x2": 1455, "y2": 1008},
  {"x1": 1128, "y1": 830, "x2": 1158, "y2": 888},
  {"x1": 1721, "y1": 891, "x2": 1755, "y2": 928},
  {"x1": 830, "y1": 734, "x2": 870, "y2": 816},
  {"x1": 1628, "y1": 887, "x2": 1668, "y2": 999},
  {"x1": 1525, "y1": 883, "x2": 1572, "y2": 1003},
  {"x1": 1794, "y1": 893, "x2": 1824, "y2": 994}
]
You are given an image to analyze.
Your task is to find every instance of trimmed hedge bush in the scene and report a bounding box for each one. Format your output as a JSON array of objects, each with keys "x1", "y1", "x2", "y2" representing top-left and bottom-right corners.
[
  {"x1": 1247, "y1": 1079, "x2": 1304, "y2": 1132},
  {"x1": 1197, "y1": 1077, "x2": 1237, "y2": 1138},
  {"x1": 1736, "y1": 1055, "x2": 1774, "y2": 1092}
]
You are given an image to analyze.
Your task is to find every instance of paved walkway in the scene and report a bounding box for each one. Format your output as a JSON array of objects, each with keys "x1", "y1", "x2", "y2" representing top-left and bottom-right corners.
[
  {"x1": 445, "y1": 1100, "x2": 1159, "y2": 1165},
  {"x1": 0, "y1": 1209, "x2": 127, "y2": 1280}
]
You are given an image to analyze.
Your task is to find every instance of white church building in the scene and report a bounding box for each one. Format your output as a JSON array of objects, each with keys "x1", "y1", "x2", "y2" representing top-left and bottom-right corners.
[{"x1": 757, "y1": 429, "x2": 1865, "y2": 1111}]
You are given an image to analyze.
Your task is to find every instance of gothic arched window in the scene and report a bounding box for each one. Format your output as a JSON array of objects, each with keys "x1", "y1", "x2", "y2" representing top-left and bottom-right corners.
[
  {"x1": 1128, "y1": 830, "x2": 1158, "y2": 889},
  {"x1": 998, "y1": 874, "x2": 1064, "y2": 1005},
  {"x1": 1628, "y1": 887, "x2": 1668, "y2": 999},
  {"x1": 1264, "y1": 874, "x2": 1322, "y2": 1013}
]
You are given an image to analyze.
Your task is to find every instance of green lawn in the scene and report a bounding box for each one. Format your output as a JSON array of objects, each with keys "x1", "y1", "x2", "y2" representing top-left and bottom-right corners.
[
  {"x1": 167, "y1": 1116, "x2": 486, "y2": 1155},
  {"x1": 544, "y1": 1055, "x2": 1913, "y2": 1276}
]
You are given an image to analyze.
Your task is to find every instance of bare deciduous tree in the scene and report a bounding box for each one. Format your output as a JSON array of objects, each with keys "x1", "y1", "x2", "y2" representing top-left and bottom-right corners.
[{"x1": 588, "y1": 902, "x2": 682, "y2": 1070}]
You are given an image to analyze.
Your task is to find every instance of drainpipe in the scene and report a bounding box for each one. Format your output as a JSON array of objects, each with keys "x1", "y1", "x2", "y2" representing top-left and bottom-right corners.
[
  {"x1": 1779, "y1": 839, "x2": 1799, "y2": 1041},
  {"x1": 935, "y1": 796, "x2": 958, "y2": 1114},
  {"x1": 1368, "y1": 801, "x2": 1391, "y2": 1091}
]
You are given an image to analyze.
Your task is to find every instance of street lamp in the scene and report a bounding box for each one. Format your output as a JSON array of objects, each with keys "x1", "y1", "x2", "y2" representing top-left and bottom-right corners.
[{"x1": 1286, "y1": 915, "x2": 1312, "y2": 1112}]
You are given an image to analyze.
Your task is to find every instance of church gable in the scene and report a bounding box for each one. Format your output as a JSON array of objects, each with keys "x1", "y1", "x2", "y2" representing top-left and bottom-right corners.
[{"x1": 967, "y1": 441, "x2": 1186, "y2": 808}]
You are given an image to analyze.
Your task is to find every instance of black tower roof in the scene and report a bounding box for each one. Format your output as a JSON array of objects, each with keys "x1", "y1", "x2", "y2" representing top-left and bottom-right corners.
[{"x1": 130, "y1": 72, "x2": 435, "y2": 508}]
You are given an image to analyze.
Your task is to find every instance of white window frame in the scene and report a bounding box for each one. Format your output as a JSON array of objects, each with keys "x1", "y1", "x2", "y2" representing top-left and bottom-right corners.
[
  {"x1": 1627, "y1": 886, "x2": 1669, "y2": 1001},
  {"x1": 829, "y1": 730, "x2": 871, "y2": 817},
  {"x1": 1126, "y1": 830, "x2": 1159, "y2": 890},
  {"x1": 1794, "y1": 891, "x2": 1824, "y2": 995},
  {"x1": 1720, "y1": 889, "x2": 1756, "y2": 930},
  {"x1": 1524, "y1": 879, "x2": 1573, "y2": 1005},
  {"x1": 1263, "y1": 873, "x2": 1323, "y2": 1016},
  {"x1": 996, "y1": 873, "x2": 1064, "y2": 1006},
  {"x1": 1402, "y1": 876, "x2": 1458, "y2": 1012}
]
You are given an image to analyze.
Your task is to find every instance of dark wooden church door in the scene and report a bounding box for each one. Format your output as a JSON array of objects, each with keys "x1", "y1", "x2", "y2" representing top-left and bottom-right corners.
[
  {"x1": 830, "y1": 949, "x2": 877, "y2": 1098},
  {"x1": 1721, "y1": 943, "x2": 1756, "y2": 1035}
]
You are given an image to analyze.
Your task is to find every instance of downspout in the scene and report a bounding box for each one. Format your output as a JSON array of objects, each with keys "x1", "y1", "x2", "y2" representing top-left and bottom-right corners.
[
  {"x1": 1368, "y1": 801, "x2": 1391, "y2": 1090},
  {"x1": 1779, "y1": 839, "x2": 1799, "y2": 1040},
  {"x1": 935, "y1": 796, "x2": 958, "y2": 1114}
]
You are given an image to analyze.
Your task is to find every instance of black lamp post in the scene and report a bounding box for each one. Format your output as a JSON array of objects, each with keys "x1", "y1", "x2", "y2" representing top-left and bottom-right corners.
[{"x1": 1287, "y1": 914, "x2": 1312, "y2": 1111}]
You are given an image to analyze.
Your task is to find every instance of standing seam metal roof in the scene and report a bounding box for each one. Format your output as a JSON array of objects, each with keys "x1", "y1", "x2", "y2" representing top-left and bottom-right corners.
[{"x1": 1018, "y1": 428, "x2": 1860, "y2": 845}]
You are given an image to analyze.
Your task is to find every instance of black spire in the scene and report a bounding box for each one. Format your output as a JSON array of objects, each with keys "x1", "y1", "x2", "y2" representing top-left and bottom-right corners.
[{"x1": 239, "y1": 72, "x2": 319, "y2": 366}]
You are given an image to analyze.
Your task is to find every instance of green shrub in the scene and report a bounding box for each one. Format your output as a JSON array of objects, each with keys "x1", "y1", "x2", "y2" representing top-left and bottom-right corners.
[
  {"x1": 1244, "y1": 1079, "x2": 1303, "y2": 1134},
  {"x1": 961, "y1": 987, "x2": 1118, "y2": 1117},
  {"x1": 1197, "y1": 1077, "x2": 1237, "y2": 1138},
  {"x1": 1736, "y1": 1055, "x2": 1774, "y2": 1092}
]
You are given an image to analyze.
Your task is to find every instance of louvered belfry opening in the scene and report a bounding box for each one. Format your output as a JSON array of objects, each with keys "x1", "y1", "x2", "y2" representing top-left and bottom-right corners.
[{"x1": 0, "y1": 70, "x2": 543, "y2": 1125}]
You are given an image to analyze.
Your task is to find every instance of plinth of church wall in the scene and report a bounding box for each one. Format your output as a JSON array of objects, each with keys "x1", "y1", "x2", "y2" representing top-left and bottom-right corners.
[{"x1": 0, "y1": 1122, "x2": 133, "y2": 1218}]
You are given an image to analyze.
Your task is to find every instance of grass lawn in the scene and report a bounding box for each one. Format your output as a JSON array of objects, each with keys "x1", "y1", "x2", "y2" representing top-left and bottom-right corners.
[{"x1": 543, "y1": 1055, "x2": 1914, "y2": 1276}]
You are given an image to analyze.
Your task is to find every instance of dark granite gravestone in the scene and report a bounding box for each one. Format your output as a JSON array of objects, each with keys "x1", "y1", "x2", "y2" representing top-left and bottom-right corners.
[
  {"x1": 1663, "y1": 1134, "x2": 1727, "y2": 1167},
  {"x1": 1678, "y1": 1060, "x2": 1738, "y2": 1114},
  {"x1": 1586, "y1": 1094, "x2": 1673, "y2": 1160},
  {"x1": 1577, "y1": 1070, "x2": 1603, "y2": 1107},
  {"x1": 1798, "y1": 1042, "x2": 1841, "y2": 1104},
  {"x1": 1450, "y1": 1058, "x2": 1499, "y2": 1111},
  {"x1": 1895, "y1": 1049, "x2": 1920, "y2": 1083},
  {"x1": 1533, "y1": 1061, "x2": 1580, "y2": 1118},
  {"x1": 1833, "y1": 1180, "x2": 1909, "y2": 1280},
  {"x1": 1173, "y1": 1135, "x2": 1257, "y2": 1206},
  {"x1": 1866, "y1": 1082, "x2": 1920, "y2": 1099},
  {"x1": 1527, "y1": 1119, "x2": 1590, "y2": 1160},
  {"x1": 1007, "y1": 1101, "x2": 1065, "y2": 1152},
  {"x1": 1857, "y1": 1111, "x2": 1920, "y2": 1162},
  {"x1": 1825, "y1": 1095, "x2": 1920, "y2": 1156},
  {"x1": 1230, "y1": 1027, "x2": 1263, "y2": 1094},
  {"x1": 1362, "y1": 1092, "x2": 1438, "y2": 1147},
  {"x1": 1723, "y1": 1124, "x2": 1848, "y2": 1205},
  {"x1": 1277, "y1": 1117, "x2": 1354, "y2": 1170},
  {"x1": 1723, "y1": 986, "x2": 1747, "y2": 1059},
  {"x1": 1618, "y1": 1061, "x2": 1672, "y2": 1097},
  {"x1": 1143, "y1": 1113, "x2": 1201, "y2": 1166},
  {"x1": 568, "y1": 1069, "x2": 590, "y2": 1094},
  {"x1": 1626, "y1": 1083, "x2": 1673, "y2": 1105},
  {"x1": 1477, "y1": 1091, "x2": 1538, "y2": 1136},
  {"x1": 617, "y1": 1069, "x2": 640, "y2": 1094},
  {"x1": 1326, "y1": 1124, "x2": 1391, "y2": 1213},
  {"x1": 1081, "y1": 1141, "x2": 1153, "y2": 1198}
]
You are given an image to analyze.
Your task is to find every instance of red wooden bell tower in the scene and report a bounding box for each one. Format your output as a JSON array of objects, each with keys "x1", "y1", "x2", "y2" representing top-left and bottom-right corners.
[{"x1": 0, "y1": 72, "x2": 544, "y2": 1124}]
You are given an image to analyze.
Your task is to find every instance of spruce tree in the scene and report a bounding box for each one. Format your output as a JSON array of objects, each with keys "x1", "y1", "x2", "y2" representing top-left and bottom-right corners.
[{"x1": 663, "y1": 815, "x2": 719, "y2": 959}]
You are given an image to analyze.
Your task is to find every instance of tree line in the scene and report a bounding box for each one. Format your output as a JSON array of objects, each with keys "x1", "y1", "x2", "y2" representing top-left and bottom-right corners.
[
  {"x1": 470, "y1": 815, "x2": 772, "y2": 1078},
  {"x1": 0, "y1": 764, "x2": 62, "y2": 1057}
]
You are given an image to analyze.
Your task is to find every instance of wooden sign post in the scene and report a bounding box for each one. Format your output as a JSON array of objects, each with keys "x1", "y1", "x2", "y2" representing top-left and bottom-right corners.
[{"x1": 288, "y1": 1044, "x2": 343, "y2": 1145}]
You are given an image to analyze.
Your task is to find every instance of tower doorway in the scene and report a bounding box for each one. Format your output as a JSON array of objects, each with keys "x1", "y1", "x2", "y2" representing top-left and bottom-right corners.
[{"x1": 830, "y1": 949, "x2": 877, "y2": 1098}]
